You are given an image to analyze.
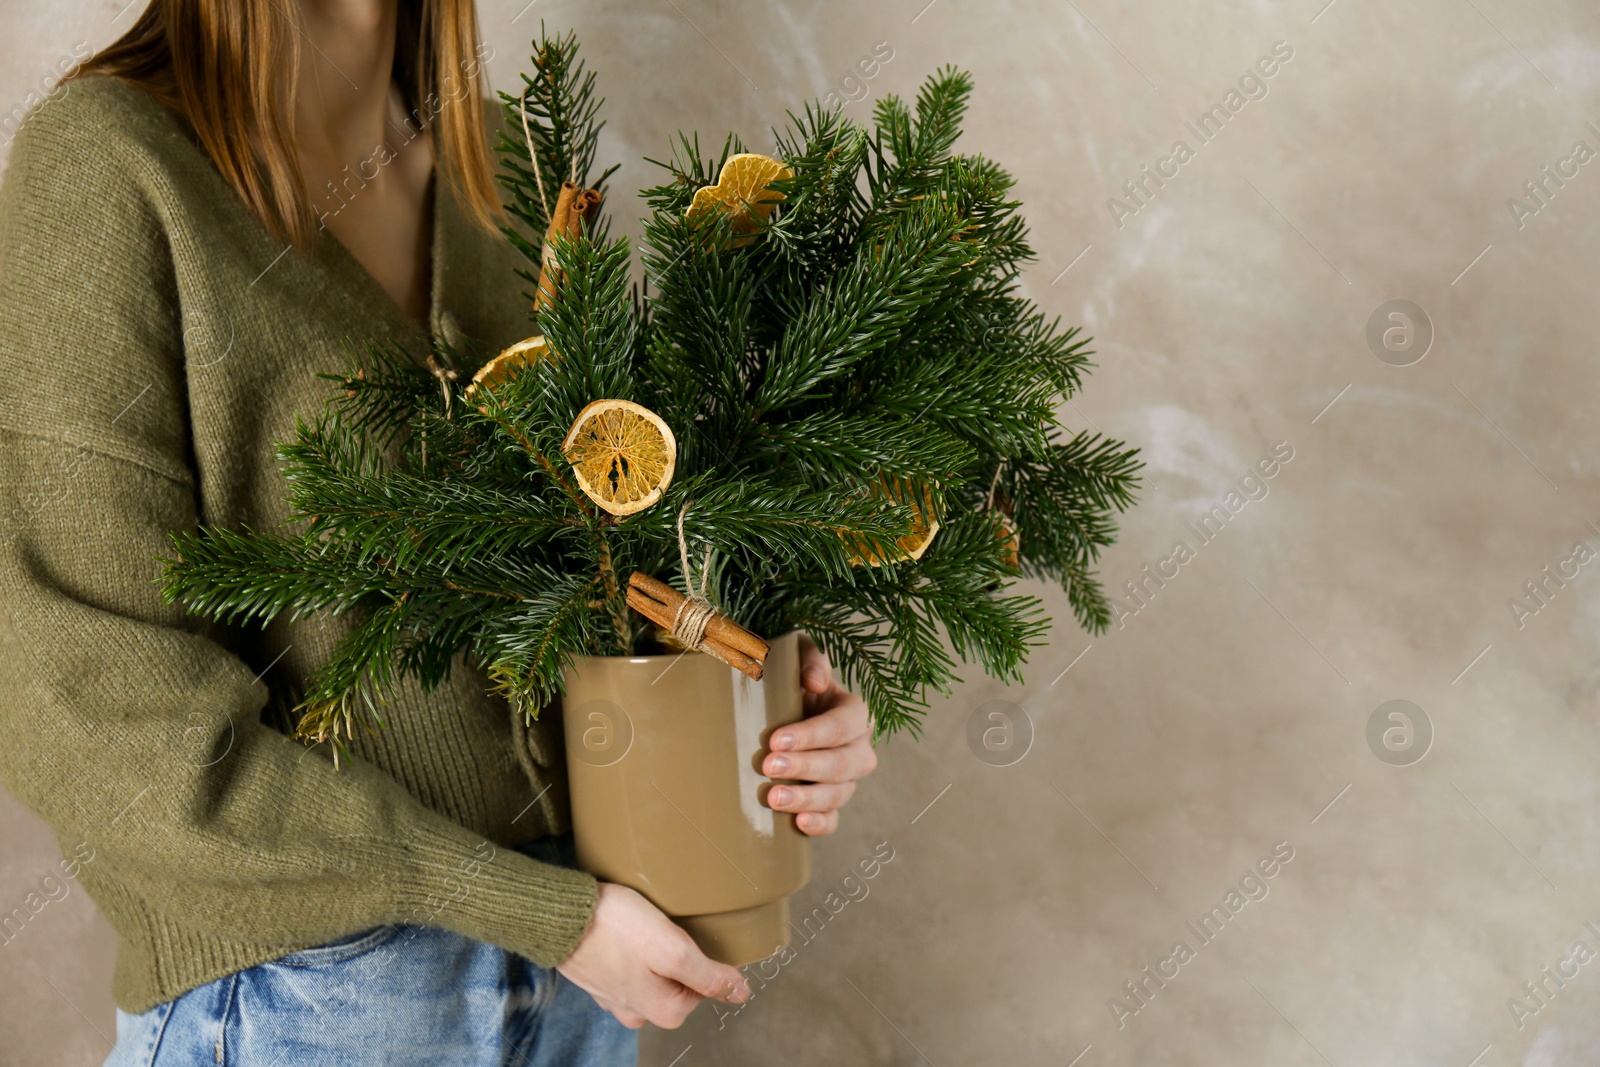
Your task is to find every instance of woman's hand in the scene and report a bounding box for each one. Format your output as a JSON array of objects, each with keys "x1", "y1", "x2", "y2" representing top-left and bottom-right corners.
[
  {"x1": 557, "y1": 883, "x2": 751, "y2": 1029},
  {"x1": 761, "y1": 635, "x2": 879, "y2": 836}
]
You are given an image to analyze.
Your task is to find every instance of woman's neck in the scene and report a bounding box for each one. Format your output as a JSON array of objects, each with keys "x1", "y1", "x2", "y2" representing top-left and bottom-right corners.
[
  {"x1": 292, "y1": 0, "x2": 400, "y2": 165},
  {"x1": 291, "y1": 0, "x2": 437, "y2": 323}
]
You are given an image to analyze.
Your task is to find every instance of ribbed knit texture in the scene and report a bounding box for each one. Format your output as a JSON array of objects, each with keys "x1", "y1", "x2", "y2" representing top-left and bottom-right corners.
[{"x1": 0, "y1": 77, "x2": 597, "y2": 1013}]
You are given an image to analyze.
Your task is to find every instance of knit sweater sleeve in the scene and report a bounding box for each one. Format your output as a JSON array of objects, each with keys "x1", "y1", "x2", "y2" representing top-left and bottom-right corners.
[{"x1": 0, "y1": 92, "x2": 596, "y2": 973}]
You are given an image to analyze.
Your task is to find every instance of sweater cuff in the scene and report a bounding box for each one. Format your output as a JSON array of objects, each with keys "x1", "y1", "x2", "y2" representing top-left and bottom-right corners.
[{"x1": 395, "y1": 819, "x2": 599, "y2": 967}]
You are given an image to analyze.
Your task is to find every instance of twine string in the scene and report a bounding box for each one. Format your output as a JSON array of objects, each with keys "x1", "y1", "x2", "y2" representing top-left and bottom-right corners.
[
  {"x1": 519, "y1": 86, "x2": 552, "y2": 225},
  {"x1": 673, "y1": 501, "x2": 717, "y2": 650},
  {"x1": 424, "y1": 353, "x2": 455, "y2": 417},
  {"x1": 985, "y1": 462, "x2": 1005, "y2": 511},
  {"x1": 670, "y1": 593, "x2": 716, "y2": 650}
]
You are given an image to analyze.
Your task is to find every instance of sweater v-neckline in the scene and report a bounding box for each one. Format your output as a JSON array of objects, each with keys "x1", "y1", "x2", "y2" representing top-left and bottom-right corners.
[
  {"x1": 312, "y1": 173, "x2": 445, "y2": 354},
  {"x1": 98, "y1": 79, "x2": 450, "y2": 355}
]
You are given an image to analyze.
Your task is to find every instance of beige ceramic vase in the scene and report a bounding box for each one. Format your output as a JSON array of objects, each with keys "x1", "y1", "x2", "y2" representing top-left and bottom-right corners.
[{"x1": 560, "y1": 631, "x2": 812, "y2": 965}]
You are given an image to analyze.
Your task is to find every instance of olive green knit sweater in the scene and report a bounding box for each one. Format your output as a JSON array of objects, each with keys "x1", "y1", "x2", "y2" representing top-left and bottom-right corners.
[{"x1": 0, "y1": 77, "x2": 597, "y2": 1013}]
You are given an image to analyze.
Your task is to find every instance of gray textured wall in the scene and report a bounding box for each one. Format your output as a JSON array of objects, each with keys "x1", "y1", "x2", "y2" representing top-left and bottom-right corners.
[{"x1": 5, "y1": 1, "x2": 1600, "y2": 1064}]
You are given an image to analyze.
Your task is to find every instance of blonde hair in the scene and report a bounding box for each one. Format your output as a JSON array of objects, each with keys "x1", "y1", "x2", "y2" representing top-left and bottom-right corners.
[{"x1": 77, "y1": 0, "x2": 503, "y2": 247}]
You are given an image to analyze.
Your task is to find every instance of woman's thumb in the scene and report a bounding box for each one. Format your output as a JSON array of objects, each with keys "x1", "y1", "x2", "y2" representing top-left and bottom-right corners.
[{"x1": 661, "y1": 944, "x2": 751, "y2": 1004}]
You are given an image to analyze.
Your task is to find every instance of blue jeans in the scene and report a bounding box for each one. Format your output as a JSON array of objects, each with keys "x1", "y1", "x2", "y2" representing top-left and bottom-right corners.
[{"x1": 103, "y1": 834, "x2": 636, "y2": 1067}]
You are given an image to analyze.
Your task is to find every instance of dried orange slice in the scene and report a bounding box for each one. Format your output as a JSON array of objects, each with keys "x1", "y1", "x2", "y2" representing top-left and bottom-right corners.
[
  {"x1": 561, "y1": 399, "x2": 677, "y2": 516},
  {"x1": 685, "y1": 153, "x2": 793, "y2": 246},
  {"x1": 847, "y1": 477, "x2": 940, "y2": 567},
  {"x1": 465, "y1": 335, "x2": 554, "y2": 399}
]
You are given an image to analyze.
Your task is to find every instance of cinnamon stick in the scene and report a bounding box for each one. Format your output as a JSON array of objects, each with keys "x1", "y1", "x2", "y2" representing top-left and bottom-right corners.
[
  {"x1": 626, "y1": 587, "x2": 763, "y2": 679},
  {"x1": 626, "y1": 571, "x2": 768, "y2": 680},
  {"x1": 628, "y1": 573, "x2": 770, "y2": 661},
  {"x1": 535, "y1": 181, "x2": 604, "y2": 311}
]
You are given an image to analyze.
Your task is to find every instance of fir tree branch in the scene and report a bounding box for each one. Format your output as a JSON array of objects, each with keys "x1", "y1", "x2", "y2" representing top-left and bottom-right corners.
[{"x1": 160, "y1": 40, "x2": 1143, "y2": 744}]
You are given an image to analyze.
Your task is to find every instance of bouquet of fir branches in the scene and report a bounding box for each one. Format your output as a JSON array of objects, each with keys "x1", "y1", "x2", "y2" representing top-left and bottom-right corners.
[{"x1": 160, "y1": 29, "x2": 1142, "y2": 751}]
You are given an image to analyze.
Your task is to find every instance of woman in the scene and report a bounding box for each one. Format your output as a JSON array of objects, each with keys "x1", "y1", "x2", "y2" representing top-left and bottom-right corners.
[{"x1": 0, "y1": 1, "x2": 879, "y2": 1063}]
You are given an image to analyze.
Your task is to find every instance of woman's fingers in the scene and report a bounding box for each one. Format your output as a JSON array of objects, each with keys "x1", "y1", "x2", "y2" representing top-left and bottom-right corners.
[
  {"x1": 767, "y1": 634, "x2": 878, "y2": 839},
  {"x1": 795, "y1": 809, "x2": 839, "y2": 836},
  {"x1": 643, "y1": 981, "x2": 708, "y2": 1030},
  {"x1": 767, "y1": 780, "x2": 856, "y2": 814},
  {"x1": 764, "y1": 735, "x2": 877, "y2": 783},
  {"x1": 653, "y1": 935, "x2": 750, "y2": 1007},
  {"x1": 559, "y1": 883, "x2": 750, "y2": 1034},
  {"x1": 797, "y1": 633, "x2": 834, "y2": 692},
  {"x1": 770, "y1": 696, "x2": 870, "y2": 753}
]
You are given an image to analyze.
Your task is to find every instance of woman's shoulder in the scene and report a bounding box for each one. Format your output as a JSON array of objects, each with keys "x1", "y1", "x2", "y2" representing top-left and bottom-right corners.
[{"x1": 5, "y1": 75, "x2": 195, "y2": 191}]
